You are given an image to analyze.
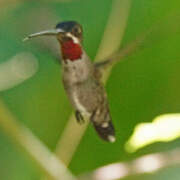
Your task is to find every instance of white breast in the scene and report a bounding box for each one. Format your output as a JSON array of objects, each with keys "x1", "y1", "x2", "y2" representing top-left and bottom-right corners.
[{"x1": 73, "y1": 92, "x2": 90, "y2": 116}]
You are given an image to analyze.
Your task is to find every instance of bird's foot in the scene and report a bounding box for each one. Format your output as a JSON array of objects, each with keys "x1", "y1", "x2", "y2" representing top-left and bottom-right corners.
[{"x1": 75, "y1": 110, "x2": 84, "y2": 124}]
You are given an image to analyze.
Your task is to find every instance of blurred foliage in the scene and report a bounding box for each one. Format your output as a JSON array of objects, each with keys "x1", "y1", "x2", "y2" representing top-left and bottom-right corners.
[{"x1": 0, "y1": 0, "x2": 180, "y2": 180}]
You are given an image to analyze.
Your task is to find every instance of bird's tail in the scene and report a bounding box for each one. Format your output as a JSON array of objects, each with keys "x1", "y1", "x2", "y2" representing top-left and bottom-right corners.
[{"x1": 92, "y1": 120, "x2": 116, "y2": 142}]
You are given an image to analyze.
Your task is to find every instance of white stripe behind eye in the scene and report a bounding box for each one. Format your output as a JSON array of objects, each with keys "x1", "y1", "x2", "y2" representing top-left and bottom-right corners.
[{"x1": 67, "y1": 33, "x2": 79, "y2": 44}]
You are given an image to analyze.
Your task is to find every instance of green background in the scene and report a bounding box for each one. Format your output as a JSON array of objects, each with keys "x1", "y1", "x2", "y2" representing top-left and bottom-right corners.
[{"x1": 0, "y1": 0, "x2": 180, "y2": 179}]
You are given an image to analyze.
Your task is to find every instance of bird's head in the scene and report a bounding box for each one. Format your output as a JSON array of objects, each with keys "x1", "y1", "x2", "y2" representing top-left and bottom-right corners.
[
  {"x1": 24, "y1": 21, "x2": 83, "y2": 61},
  {"x1": 55, "y1": 21, "x2": 83, "y2": 44}
]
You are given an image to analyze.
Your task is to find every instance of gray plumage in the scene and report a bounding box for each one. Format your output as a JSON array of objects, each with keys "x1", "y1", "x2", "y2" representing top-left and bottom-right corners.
[{"x1": 62, "y1": 52, "x2": 115, "y2": 142}]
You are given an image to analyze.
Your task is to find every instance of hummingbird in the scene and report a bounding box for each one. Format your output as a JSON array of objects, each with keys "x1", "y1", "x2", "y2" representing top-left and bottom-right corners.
[{"x1": 24, "y1": 21, "x2": 116, "y2": 142}]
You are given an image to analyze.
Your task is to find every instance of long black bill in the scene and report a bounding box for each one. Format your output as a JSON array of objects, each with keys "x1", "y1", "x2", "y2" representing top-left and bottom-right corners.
[{"x1": 23, "y1": 29, "x2": 64, "y2": 42}]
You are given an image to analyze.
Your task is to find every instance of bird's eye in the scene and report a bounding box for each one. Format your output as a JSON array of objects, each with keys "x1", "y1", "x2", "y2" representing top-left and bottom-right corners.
[{"x1": 73, "y1": 26, "x2": 81, "y2": 34}]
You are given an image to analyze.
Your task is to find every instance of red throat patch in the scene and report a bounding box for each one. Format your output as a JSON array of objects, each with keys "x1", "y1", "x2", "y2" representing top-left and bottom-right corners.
[{"x1": 60, "y1": 40, "x2": 82, "y2": 61}]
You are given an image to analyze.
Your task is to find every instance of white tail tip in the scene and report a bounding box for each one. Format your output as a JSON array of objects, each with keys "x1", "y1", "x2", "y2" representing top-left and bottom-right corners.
[{"x1": 108, "y1": 135, "x2": 116, "y2": 143}]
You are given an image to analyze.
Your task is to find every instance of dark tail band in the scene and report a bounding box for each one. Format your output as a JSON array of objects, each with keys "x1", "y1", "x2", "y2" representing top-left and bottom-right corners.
[{"x1": 93, "y1": 121, "x2": 116, "y2": 142}]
